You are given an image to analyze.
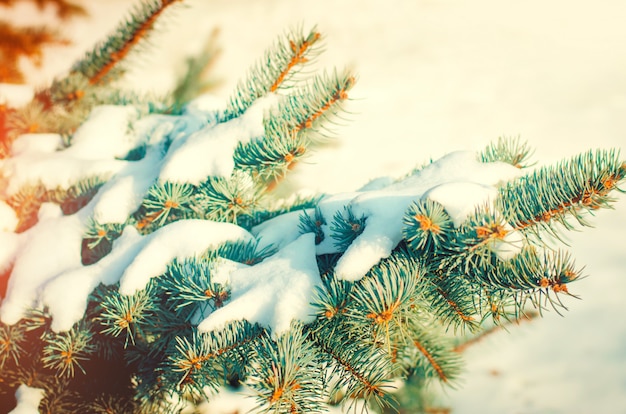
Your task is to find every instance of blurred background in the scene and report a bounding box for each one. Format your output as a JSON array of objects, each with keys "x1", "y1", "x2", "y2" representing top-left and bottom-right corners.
[{"x1": 2, "y1": 0, "x2": 625, "y2": 412}]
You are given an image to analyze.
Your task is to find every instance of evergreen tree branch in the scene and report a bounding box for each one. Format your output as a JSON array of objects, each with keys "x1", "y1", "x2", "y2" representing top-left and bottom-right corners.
[
  {"x1": 71, "y1": 0, "x2": 183, "y2": 86},
  {"x1": 409, "y1": 329, "x2": 458, "y2": 384},
  {"x1": 248, "y1": 325, "x2": 325, "y2": 413},
  {"x1": 222, "y1": 27, "x2": 322, "y2": 121},
  {"x1": 164, "y1": 322, "x2": 264, "y2": 395},
  {"x1": 310, "y1": 325, "x2": 397, "y2": 411},
  {"x1": 479, "y1": 136, "x2": 534, "y2": 168},
  {"x1": 497, "y1": 149, "x2": 625, "y2": 237}
]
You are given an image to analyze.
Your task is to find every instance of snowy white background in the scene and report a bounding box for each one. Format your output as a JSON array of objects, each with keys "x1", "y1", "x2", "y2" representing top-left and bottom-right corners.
[{"x1": 2, "y1": 0, "x2": 626, "y2": 413}]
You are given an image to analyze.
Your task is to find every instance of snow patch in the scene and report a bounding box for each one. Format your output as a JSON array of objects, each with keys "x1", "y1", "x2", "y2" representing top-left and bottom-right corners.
[
  {"x1": 252, "y1": 209, "x2": 308, "y2": 252},
  {"x1": 197, "y1": 233, "x2": 322, "y2": 337},
  {"x1": 0, "y1": 105, "x2": 143, "y2": 196},
  {"x1": 0, "y1": 201, "x2": 18, "y2": 232},
  {"x1": 36, "y1": 220, "x2": 253, "y2": 332},
  {"x1": 67, "y1": 105, "x2": 139, "y2": 159},
  {"x1": 424, "y1": 181, "x2": 497, "y2": 227},
  {"x1": 118, "y1": 220, "x2": 254, "y2": 295},
  {"x1": 8, "y1": 385, "x2": 45, "y2": 414},
  {"x1": 159, "y1": 94, "x2": 277, "y2": 184},
  {"x1": 42, "y1": 226, "x2": 145, "y2": 332},
  {"x1": 0, "y1": 213, "x2": 85, "y2": 325},
  {"x1": 0, "y1": 232, "x2": 20, "y2": 273},
  {"x1": 91, "y1": 146, "x2": 164, "y2": 224}
]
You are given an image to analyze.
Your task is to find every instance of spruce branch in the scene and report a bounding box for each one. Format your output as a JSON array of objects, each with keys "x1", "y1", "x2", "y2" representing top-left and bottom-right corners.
[
  {"x1": 299, "y1": 207, "x2": 326, "y2": 244},
  {"x1": 286, "y1": 70, "x2": 356, "y2": 135},
  {"x1": 249, "y1": 325, "x2": 325, "y2": 413},
  {"x1": 208, "y1": 239, "x2": 276, "y2": 265},
  {"x1": 479, "y1": 135, "x2": 534, "y2": 168},
  {"x1": 234, "y1": 70, "x2": 355, "y2": 190},
  {"x1": 403, "y1": 198, "x2": 453, "y2": 254},
  {"x1": 6, "y1": 176, "x2": 107, "y2": 233},
  {"x1": 0, "y1": 324, "x2": 25, "y2": 369},
  {"x1": 139, "y1": 181, "x2": 196, "y2": 228},
  {"x1": 233, "y1": 121, "x2": 308, "y2": 186},
  {"x1": 83, "y1": 219, "x2": 124, "y2": 250},
  {"x1": 0, "y1": 100, "x2": 70, "y2": 157},
  {"x1": 407, "y1": 321, "x2": 462, "y2": 384},
  {"x1": 97, "y1": 284, "x2": 157, "y2": 347},
  {"x1": 1, "y1": 7, "x2": 625, "y2": 412},
  {"x1": 497, "y1": 149, "x2": 625, "y2": 237},
  {"x1": 0, "y1": 21, "x2": 69, "y2": 83},
  {"x1": 222, "y1": 27, "x2": 323, "y2": 121},
  {"x1": 425, "y1": 278, "x2": 480, "y2": 332},
  {"x1": 196, "y1": 172, "x2": 262, "y2": 225},
  {"x1": 41, "y1": 323, "x2": 95, "y2": 378},
  {"x1": 311, "y1": 325, "x2": 397, "y2": 411},
  {"x1": 346, "y1": 248, "x2": 424, "y2": 348},
  {"x1": 161, "y1": 257, "x2": 229, "y2": 317},
  {"x1": 313, "y1": 275, "x2": 353, "y2": 324},
  {"x1": 165, "y1": 321, "x2": 264, "y2": 395},
  {"x1": 71, "y1": 0, "x2": 183, "y2": 86},
  {"x1": 330, "y1": 206, "x2": 367, "y2": 252}
]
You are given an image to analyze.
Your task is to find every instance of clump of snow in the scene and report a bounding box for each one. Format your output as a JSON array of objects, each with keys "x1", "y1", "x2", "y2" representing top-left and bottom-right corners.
[
  {"x1": 39, "y1": 220, "x2": 252, "y2": 332},
  {"x1": 41, "y1": 226, "x2": 145, "y2": 332},
  {"x1": 8, "y1": 384, "x2": 45, "y2": 414},
  {"x1": 0, "y1": 106, "x2": 137, "y2": 196},
  {"x1": 159, "y1": 94, "x2": 278, "y2": 184},
  {"x1": 0, "y1": 212, "x2": 85, "y2": 325},
  {"x1": 184, "y1": 93, "x2": 226, "y2": 116},
  {"x1": 37, "y1": 202, "x2": 63, "y2": 221},
  {"x1": 0, "y1": 97, "x2": 266, "y2": 330},
  {"x1": 0, "y1": 232, "x2": 20, "y2": 273},
  {"x1": 253, "y1": 209, "x2": 307, "y2": 252},
  {"x1": 0, "y1": 201, "x2": 18, "y2": 232},
  {"x1": 91, "y1": 146, "x2": 163, "y2": 224},
  {"x1": 67, "y1": 105, "x2": 139, "y2": 159},
  {"x1": 424, "y1": 182, "x2": 497, "y2": 227},
  {"x1": 255, "y1": 151, "x2": 523, "y2": 281},
  {"x1": 118, "y1": 220, "x2": 254, "y2": 295},
  {"x1": 0, "y1": 105, "x2": 205, "y2": 198},
  {"x1": 197, "y1": 233, "x2": 322, "y2": 337}
]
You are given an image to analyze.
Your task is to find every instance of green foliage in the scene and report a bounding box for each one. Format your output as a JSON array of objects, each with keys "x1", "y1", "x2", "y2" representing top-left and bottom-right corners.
[
  {"x1": 0, "y1": 3, "x2": 625, "y2": 414},
  {"x1": 403, "y1": 198, "x2": 453, "y2": 253},
  {"x1": 222, "y1": 27, "x2": 323, "y2": 121},
  {"x1": 42, "y1": 323, "x2": 95, "y2": 377},
  {"x1": 70, "y1": 0, "x2": 181, "y2": 85},
  {"x1": 498, "y1": 149, "x2": 625, "y2": 238},
  {"x1": 331, "y1": 206, "x2": 367, "y2": 251},
  {"x1": 479, "y1": 135, "x2": 533, "y2": 168}
]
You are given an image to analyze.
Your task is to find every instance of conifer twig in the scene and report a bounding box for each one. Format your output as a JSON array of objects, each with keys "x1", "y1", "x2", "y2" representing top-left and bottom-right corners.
[
  {"x1": 222, "y1": 27, "x2": 323, "y2": 121},
  {"x1": 64, "y1": 0, "x2": 181, "y2": 88},
  {"x1": 413, "y1": 339, "x2": 448, "y2": 382}
]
